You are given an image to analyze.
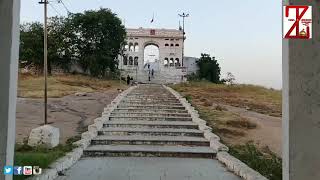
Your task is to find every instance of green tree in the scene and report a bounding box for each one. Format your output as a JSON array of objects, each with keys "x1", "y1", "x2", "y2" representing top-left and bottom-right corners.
[
  {"x1": 20, "y1": 18, "x2": 74, "y2": 74},
  {"x1": 20, "y1": 22, "x2": 44, "y2": 73},
  {"x1": 48, "y1": 16, "x2": 74, "y2": 73},
  {"x1": 67, "y1": 8, "x2": 126, "y2": 77},
  {"x1": 197, "y1": 53, "x2": 221, "y2": 83}
]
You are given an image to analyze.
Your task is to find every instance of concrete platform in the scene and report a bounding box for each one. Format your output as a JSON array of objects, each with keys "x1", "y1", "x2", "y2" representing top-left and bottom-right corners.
[
  {"x1": 113, "y1": 108, "x2": 188, "y2": 113},
  {"x1": 110, "y1": 112, "x2": 191, "y2": 117},
  {"x1": 55, "y1": 157, "x2": 241, "y2": 180},
  {"x1": 91, "y1": 135, "x2": 209, "y2": 146},
  {"x1": 98, "y1": 127, "x2": 203, "y2": 137},
  {"x1": 109, "y1": 116, "x2": 192, "y2": 121},
  {"x1": 117, "y1": 105, "x2": 186, "y2": 110},
  {"x1": 104, "y1": 120, "x2": 198, "y2": 129}
]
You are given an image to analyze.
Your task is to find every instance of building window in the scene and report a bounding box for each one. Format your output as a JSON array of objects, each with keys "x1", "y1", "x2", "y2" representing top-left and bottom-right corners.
[
  {"x1": 169, "y1": 58, "x2": 174, "y2": 66},
  {"x1": 165, "y1": 38, "x2": 169, "y2": 40},
  {"x1": 124, "y1": 44, "x2": 129, "y2": 51},
  {"x1": 175, "y1": 58, "x2": 180, "y2": 67},
  {"x1": 164, "y1": 58, "x2": 169, "y2": 67},
  {"x1": 170, "y1": 39, "x2": 174, "y2": 41},
  {"x1": 165, "y1": 44, "x2": 169, "y2": 47},
  {"x1": 123, "y1": 56, "x2": 128, "y2": 65},
  {"x1": 134, "y1": 43, "x2": 139, "y2": 52},
  {"x1": 129, "y1": 42, "x2": 134, "y2": 52},
  {"x1": 134, "y1": 57, "x2": 138, "y2": 66},
  {"x1": 170, "y1": 44, "x2": 174, "y2": 47},
  {"x1": 129, "y1": 56, "x2": 133, "y2": 65},
  {"x1": 175, "y1": 44, "x2": 180, "y2": 47}
]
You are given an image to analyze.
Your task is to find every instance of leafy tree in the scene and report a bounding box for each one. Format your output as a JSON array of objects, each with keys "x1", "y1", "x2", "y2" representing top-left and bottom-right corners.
[
  {"x1": 20, "y1": 22, "x2": 44, "y2": 73},
  {"x1": 67, "y1": 8, "x2": 126, "y2": 77},
  {"x1": 20, "y1": 18, "x2": 73, "y2": 74},
  {"x1": 47, "y1": 16, "x2": 74, "y2": 73},
  {"x1": 224, "y1": 72, "x2": 236, "y2": 85},
  {"x1": 19, "y1": 8, "x2": 126, "y2": 77},
  {"x1": 197, "y1": 53, "x2": 221, "y2": 83}
]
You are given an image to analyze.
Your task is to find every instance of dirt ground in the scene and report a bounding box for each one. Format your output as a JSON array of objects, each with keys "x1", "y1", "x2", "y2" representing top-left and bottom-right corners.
[
  {"x1": 171, "y1": 82, "x2": 282, "y2": 157},
  {"x1": 214, "y1": 104, "x2": 282, "y2": 157},
  {"x1": 16, "y1": 90, "x2": 120, "y2": 144}
]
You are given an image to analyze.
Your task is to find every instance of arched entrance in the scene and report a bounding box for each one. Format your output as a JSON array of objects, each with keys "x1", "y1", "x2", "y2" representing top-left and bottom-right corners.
[{"x1": 143, "y1": 44, "x2": 160, "y2": 71}]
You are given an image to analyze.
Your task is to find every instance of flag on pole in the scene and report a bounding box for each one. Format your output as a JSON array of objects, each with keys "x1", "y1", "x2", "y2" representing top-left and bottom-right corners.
[{"x1": 151, "y1": 13, "x2": 154, "y2": 23}]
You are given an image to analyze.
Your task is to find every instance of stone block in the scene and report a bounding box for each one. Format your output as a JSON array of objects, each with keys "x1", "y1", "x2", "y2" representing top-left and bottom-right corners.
[
  {"x1": 204, "y1": 131, "x2": 220, "y2": 141},
  {"x1": 210, "y1": 139, "x2": 228, "y2": 152},
  {"x1": 199, "y1": 124, "x2": 212, "y2": 131},
  {"x1": 217, "y1": 152, "x2": 268, "y2": 180},
  {"x1": 28, "y1": 125, "x2": 60, "y2": 148}
]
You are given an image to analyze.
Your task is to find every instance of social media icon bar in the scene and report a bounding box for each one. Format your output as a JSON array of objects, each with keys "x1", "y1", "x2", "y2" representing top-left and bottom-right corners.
[
  {"x1": 4, "y1": 166, "x2": 13, "y2": 175},
  {"x1": 14, "y1": 166, "x2": 23, "y2": 175},
  {"x1": 23, "y1": 166, "x2": 33, "y2": 175},
  {"x1": 33, "y1": 166, "x2": 42, "y2": 175}
]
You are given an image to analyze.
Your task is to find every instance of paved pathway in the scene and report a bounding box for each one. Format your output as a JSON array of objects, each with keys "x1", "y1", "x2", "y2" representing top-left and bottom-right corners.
[
  {"x1": 55, "y1": 84, "x2": 241, "y2": 179},
  {"x1": 56, "y1": 157, "x2": 240, "y2": 180}
]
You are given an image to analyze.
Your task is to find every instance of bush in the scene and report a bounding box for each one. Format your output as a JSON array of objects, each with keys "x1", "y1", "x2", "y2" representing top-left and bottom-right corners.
[{"x1": 229, "y1": 143, "x2": 282, "y2": 180}]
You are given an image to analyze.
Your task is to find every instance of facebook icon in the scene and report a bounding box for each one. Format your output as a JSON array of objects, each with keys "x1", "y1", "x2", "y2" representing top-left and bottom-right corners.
[{"x1": 14, "y1": 166, "x2": 22, "y2": 175}]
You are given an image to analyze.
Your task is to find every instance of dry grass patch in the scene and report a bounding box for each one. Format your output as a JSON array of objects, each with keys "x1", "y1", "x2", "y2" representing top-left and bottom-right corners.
[
  {"x1": 172, "y1": 81, "x2": 281, "y2": 117},
  {"x1": 18, "y1": 73, "x2": 127, "y2": 98}
]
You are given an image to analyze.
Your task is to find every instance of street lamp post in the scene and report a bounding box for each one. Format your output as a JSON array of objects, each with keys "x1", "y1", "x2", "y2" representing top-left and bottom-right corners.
[{"x1": 178, "y1": 12, "x2": 189, "y2": 67}]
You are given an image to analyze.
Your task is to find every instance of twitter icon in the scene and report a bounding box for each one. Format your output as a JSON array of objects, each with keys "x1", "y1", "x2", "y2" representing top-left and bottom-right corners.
[{"x1": 4, "y1": 166, "x2": 13, "y2": 175}]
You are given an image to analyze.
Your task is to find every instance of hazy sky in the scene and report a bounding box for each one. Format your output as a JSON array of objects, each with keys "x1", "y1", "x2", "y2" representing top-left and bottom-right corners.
[{"x1": 21, "y1": 0, "x2": 282, "y2": 89}]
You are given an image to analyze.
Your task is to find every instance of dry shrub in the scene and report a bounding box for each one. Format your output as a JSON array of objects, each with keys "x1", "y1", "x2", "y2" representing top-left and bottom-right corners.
[
  {"x1": 203, "y1": 100, "x2": 212, "y2": 107},
  {"x1": 226, "y1": 117, "x2": 257, "y2": 129},
  {"x1": 215, "y1": 105, "x2": 227, "y2": 111},
  {"x1": 200, "y1": 98, "x2": 207, "y2": 102},
  {"x1": 215, "y1": 127, "x2": 245, "y2": 137}
]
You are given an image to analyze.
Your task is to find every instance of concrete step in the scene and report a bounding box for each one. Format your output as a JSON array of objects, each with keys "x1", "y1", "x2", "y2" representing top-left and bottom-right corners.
[
  {"x1": 125, "y1": 97, "x2": 178, "y2": 101},
  {"x1": 91, "y1": 135, "x2": 210, "y2": 146},
  {"x1": 109, "y1": 116, "x2": 192, "y2": 121},
  {"x1": 113, "y1": 108, "x2": 188, "y2": 113},
  {"x1": 110, "y1": 112, "x2": 191, "y2": 117},
  {"x1": 98, "y1": 127, "x2": 204, "y2": 137},
  {"x1": 119, "y1": 102, "x2": 182, "y2": 106},
  {"x1": 83, "y1": 145, "x2": 216, "y2": 158},
  {"x1": 122, "y1": 100, "x2": 180, "y2": 103},
  {"x1": 117, "y1": 105, "x2": 185, "y2": 109},
  {"x1": 126, "y1": 95, "x2": 176, "y2": 98},
  {"x1": 104, "y1": 120, "x2": 198, "y2": 129}
]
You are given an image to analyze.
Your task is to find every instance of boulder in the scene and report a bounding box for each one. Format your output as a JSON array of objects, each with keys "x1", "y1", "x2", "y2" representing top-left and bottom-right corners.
[{"x1": 28, "y1": 125, "x2": 60, "y2": 148}]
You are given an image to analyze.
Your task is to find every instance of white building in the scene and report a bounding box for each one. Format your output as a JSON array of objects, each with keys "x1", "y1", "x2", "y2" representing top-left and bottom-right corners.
[{"x1": 118, "y1": 28, "x2": 188, "y2": 84}]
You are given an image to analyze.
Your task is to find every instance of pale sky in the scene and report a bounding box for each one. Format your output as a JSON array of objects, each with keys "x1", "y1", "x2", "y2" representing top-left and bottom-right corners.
[{"x1": 21, "y1": 0, "x2": 282, "y2": 89}]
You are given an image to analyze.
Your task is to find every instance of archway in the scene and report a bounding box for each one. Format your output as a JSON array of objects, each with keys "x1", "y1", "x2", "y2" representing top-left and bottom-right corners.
[{"x1": 143, "y1": 44, "x2": 160, "y2": 71}]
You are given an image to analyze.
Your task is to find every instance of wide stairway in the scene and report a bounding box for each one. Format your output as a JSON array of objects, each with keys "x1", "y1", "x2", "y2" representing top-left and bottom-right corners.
[{"x1": 83, "y1": 84, "x2": 215, "y2": 158}]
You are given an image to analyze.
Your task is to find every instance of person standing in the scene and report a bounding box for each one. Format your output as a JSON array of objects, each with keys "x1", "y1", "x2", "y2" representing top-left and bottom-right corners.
[{"x1": 127, "y1": 75, "x2": 131, "y2": 85}]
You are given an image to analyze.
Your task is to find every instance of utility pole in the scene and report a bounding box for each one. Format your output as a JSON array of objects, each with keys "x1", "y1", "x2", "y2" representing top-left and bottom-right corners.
[
  {"x1": 39, "y1": 0, "x2": 48, "y2": 125},
  {"x1": 178, "y1": 12, "x2": 189, "y2": 67}
]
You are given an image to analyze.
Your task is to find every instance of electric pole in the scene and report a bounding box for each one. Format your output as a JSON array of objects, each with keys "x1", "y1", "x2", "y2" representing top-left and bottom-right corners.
[
  {"x1": 39, "y1": 0, "x2": 48, "y2": 125},
  {"x1": 178, "y1": 13, "x2": 189, "y2": 67}
]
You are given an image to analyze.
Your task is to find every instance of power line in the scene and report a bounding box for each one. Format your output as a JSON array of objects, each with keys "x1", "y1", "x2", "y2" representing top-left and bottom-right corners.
[
  {"x1": 49, "y1": 3, "x2": 62, "y2": 16},
  {"x1": 57, "y1": 0, "x2": 70, "y2": 13}
]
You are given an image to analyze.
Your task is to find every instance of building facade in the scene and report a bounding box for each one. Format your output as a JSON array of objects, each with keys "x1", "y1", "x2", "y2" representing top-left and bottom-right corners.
[{"x1": 118, "y1": 28, "x2": 187, "y2": 84}]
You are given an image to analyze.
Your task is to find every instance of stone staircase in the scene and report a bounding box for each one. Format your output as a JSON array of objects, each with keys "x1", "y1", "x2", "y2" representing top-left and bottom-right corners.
[{"x1": 83, "y1": 84, "x2": 216, "y2": 158}]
